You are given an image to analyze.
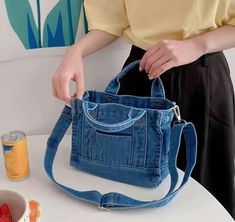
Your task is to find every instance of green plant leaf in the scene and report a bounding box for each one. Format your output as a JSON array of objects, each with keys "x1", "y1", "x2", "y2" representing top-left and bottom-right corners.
[
  {"x1": 43, "y1": 0, "x2": 83, "y2": 47},
  {"x1": 4, "y1": 0, "x2": 39, "y2": 49}
]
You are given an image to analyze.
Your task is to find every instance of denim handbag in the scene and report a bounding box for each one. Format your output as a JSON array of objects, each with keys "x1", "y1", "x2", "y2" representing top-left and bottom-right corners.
[{"x1": 44, "y1": 60, "x2": 197, "y2": 209}]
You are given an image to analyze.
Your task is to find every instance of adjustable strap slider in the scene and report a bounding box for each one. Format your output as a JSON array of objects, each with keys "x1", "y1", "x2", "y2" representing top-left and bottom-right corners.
[
  {"x1": 98, "y1": 205, "x2": 110, "y2": 211},
  {"x1": 98, "y1": 193, "x2": 116, "y2": 210}
]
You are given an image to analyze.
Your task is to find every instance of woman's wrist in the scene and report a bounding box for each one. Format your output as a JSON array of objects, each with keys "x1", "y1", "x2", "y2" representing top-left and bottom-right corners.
[
  {"x1": 69, "y1": 43, "x2": 84, "y2": 57},
  {"x1": 187, "y1": 25, "x2": 235, "y2": 55},
  {"x1": 63, "y1": 43, "x2": 83, "y2": 65},
  {"x1": 186, "y1": 36, "x2": 208, "y2": 57}
]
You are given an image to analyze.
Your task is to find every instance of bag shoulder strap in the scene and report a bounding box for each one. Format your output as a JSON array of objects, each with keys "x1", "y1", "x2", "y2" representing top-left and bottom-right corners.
[{"x1": 44, "y1": 106, "x2": 197, "y2": 209}]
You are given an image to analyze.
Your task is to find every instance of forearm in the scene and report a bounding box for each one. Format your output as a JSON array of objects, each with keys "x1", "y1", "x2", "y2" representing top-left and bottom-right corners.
[
  {"x1": 192, "y1": 25, "x2": 235, "y2": 55},
  {"x1": 69, "y1": 29, "x2": 119, "y2": 57},
  {"x1": 52, "y1": 29, "x2": 119, "y2": 102}
]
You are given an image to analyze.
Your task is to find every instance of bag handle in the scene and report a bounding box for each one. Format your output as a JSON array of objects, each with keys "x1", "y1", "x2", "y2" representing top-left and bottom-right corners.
[
  {"x1": 105, "y1": 60, "x2": 166, "y2": 98},
  {"x1": 82, "y1": 101, "x2": 146, "y2": 133},
  {"x1": 44, "y1": 105, "x2": 197, "y2": 209}
]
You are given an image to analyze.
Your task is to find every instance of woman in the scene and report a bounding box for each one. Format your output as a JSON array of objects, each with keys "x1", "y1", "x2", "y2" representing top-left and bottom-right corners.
[{"x1": 52, "y1": 0, "x2": 235, "y2": 218}]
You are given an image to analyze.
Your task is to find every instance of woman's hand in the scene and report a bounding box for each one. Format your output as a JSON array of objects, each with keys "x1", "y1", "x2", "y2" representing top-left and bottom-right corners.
[
  {"x1": 52, "y1": 45, "x2": 85, "y2": 104},
  {"x1": 139, "y1": 38, "x2": 205, "y2": 79}
]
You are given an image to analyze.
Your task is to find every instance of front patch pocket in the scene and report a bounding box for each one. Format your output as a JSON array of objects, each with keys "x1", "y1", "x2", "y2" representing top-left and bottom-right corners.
[{"x1": 93, "y1": 131, "x2": 132, "y2": 165}]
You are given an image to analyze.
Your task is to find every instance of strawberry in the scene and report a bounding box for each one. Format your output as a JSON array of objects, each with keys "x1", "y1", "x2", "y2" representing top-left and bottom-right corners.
[
  {"x1": 0, "y1": 204, "x2": 11, "y2": 216},
  {"x1": 0, "y1": 218, "x2": 13, "y2": 222},
  {"x1": 0, "y1": 204, "x2": 12, "y2": 222}
]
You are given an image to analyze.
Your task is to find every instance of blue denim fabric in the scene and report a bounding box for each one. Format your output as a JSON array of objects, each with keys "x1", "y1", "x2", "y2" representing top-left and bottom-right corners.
[{"x1": 44, "y1": 60, "x2": 197, "y2": 209}]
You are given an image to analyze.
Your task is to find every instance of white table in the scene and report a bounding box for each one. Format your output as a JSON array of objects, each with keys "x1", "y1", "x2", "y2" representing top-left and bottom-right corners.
[{"x1": 0, "y1": 135, "x2": 234, "y2": 222}]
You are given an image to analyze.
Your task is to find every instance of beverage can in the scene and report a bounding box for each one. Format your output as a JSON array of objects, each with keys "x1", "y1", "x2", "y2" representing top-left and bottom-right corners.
[{"x1": 1, "y1": 131, "x2": 30, "y2": 180}]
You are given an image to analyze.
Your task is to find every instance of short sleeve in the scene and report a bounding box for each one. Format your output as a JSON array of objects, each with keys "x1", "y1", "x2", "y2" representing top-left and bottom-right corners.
[
  {"x1": 84, "y1": 0, "x2": 129, "y2": 36},
  {"x1": 223, "y1": 0, "x2": 235, "y2": 26}
]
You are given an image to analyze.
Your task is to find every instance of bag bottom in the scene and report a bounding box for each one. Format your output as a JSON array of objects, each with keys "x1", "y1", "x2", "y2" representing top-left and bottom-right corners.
[{"x1": 70, "y1": 155, "x2": 169, "y2": 188}]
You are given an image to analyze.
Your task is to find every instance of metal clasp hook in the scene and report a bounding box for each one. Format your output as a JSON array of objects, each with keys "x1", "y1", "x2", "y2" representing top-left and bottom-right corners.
[
  {"x1": 174, "y1": 105, "x2": 181, "y2": 122},
  {"x1": 173, "y1": 105, "x2": 186, "y2": 124}
]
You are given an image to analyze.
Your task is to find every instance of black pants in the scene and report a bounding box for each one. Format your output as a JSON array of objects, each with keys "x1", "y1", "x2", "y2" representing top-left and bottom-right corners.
[{"x1": 118, "y1": 45, "x2": 235, "y2": 219}]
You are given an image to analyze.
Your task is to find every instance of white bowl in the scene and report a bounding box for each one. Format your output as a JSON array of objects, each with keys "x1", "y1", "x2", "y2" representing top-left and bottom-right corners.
[{"x1": 0, "y1": 189, "x2": 29, "y2": 222}]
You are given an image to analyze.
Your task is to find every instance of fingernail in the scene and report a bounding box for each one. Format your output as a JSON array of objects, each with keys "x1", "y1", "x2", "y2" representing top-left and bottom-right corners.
[{"x1": 139, "y1": 66, "x2": 143, "y2": 72}]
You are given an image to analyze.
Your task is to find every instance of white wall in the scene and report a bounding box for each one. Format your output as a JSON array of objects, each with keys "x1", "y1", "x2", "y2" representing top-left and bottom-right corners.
[
  {"x1": 0, "y1": 42, "x2": 234, "y2": 135},
  {"x1": 225, "y1": 50, "x2": 235, "y2": 79}
]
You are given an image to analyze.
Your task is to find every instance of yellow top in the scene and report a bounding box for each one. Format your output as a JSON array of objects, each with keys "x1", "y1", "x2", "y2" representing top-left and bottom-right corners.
[{"x1": 84, "y1": 0, "x2": 235, "y2": 50}]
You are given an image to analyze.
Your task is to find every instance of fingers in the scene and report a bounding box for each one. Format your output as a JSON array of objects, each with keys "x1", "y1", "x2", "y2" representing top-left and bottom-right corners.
[
  {"x1": 75, "y1": 67, "x2": 85, "y2": 100},
  {"x1": 144, "y1": 53, "x2": 163, "y2": 73},
  {"x1": 52, "y1": 74, "x2": 72, "y2": 104},
  {"x1": 148, "y1": 61, "x2": 174, "y2": 80},
  {"x1": 139, "y1": 40, "x2": 177, "y2": 79},
  {"x1": 148, "y1": 56, "x2": 171, "y2": 75},
  {"x1": 60, "y1": 78, "x2": 72, "y2": 104},
  {"x1": 52, "y1": 81, "x2": 58, "y2": 98},
  {"x1": 139, "y1": 45, "x2": 160, "y2": 71},
  {"x1": 139, "y1": 51, "x2": 172, "y2": 79}
]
